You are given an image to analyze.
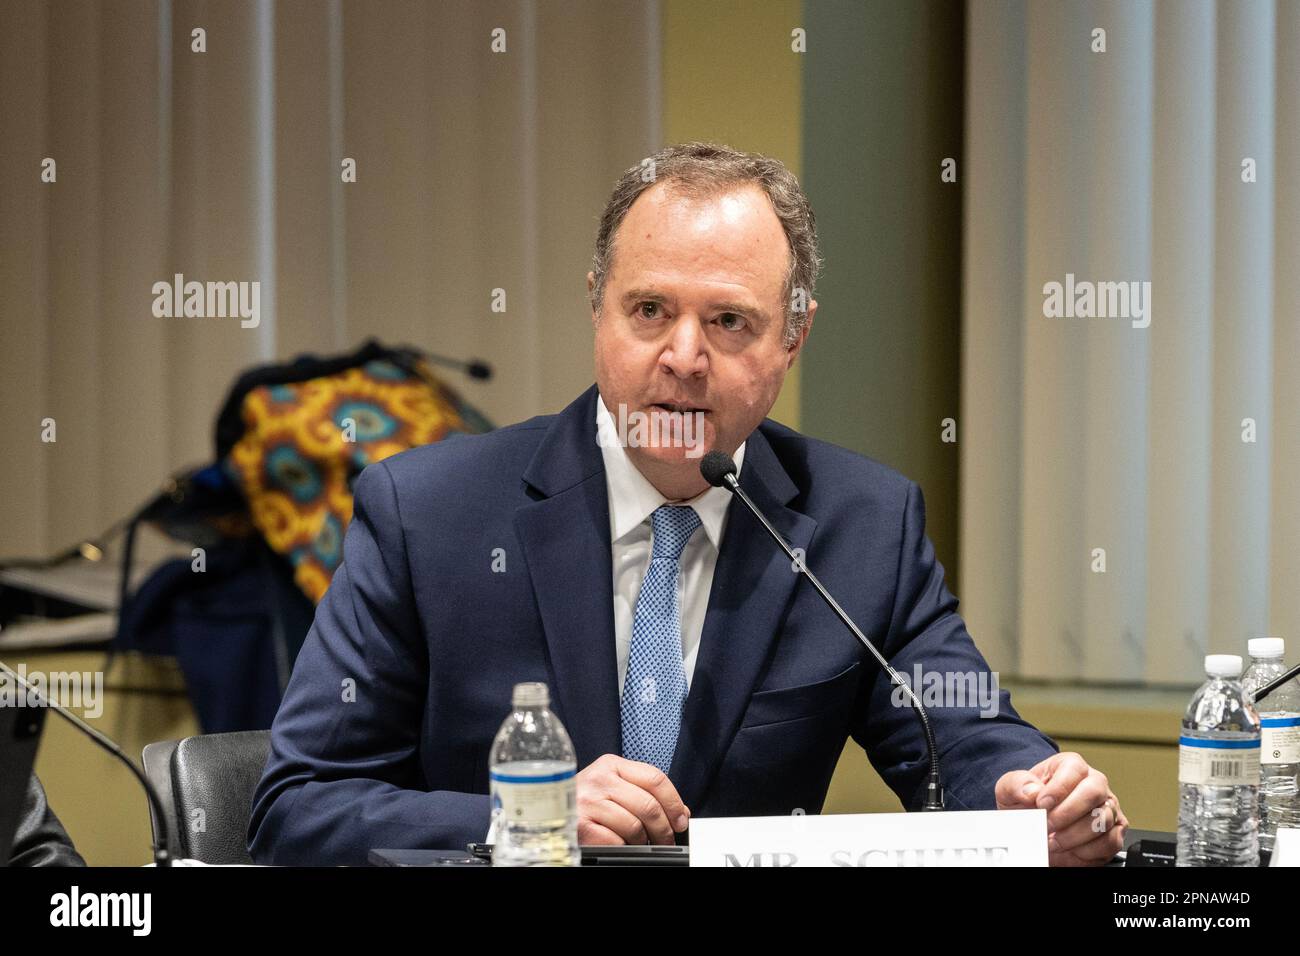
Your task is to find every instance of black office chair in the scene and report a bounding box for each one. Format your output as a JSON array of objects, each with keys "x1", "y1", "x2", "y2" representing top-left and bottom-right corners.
[{"x1": 142, "y1": 730, "x2": 272, "y2": 865}]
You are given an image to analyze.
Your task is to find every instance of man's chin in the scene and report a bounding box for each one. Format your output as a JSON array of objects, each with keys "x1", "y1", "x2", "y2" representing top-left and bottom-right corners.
[{"x1": 627, "y1": 443, "x2": 711, "y2": 468}]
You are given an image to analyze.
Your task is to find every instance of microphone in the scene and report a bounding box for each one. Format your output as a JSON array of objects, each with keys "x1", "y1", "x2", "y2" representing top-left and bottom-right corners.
[
  {"x1": 700, "y1": 451, "x2": 945, "y2": 811},
  {"x1": 0, "y1": 660, "x2": 174, "y2": 866},
  {"x1": 1253, "y1": 661, "x2": 1300, "y2": 705}
]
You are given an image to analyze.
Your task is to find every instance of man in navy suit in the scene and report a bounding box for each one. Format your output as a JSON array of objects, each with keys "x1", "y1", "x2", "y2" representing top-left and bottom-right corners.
[{"x1": 248, "y1": 143, "x2": 1127, "y2": 866}]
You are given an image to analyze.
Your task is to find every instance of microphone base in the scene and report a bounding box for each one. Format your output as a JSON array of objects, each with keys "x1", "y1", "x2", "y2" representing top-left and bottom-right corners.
[{"x1": 921, "y1": 778, "x2": 946, "y2": 811}]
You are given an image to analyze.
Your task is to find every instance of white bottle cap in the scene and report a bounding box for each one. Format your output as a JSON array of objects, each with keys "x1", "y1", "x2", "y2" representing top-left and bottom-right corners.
[
  {"x1": 512, "y1": 681, "x2": 549, "y2": 708},
  {"x1": 1206, "y1": 654, "x2": 1243, "y2": 678},
  {"x1": 1248, "y1": 637, "x2": 1284, "y2": 659}
]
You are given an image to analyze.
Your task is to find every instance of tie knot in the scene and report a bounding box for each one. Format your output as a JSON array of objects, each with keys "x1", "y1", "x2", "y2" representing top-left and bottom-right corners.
[{"x1": 650, "y1": 505, "x2": 701, "y2": 560}]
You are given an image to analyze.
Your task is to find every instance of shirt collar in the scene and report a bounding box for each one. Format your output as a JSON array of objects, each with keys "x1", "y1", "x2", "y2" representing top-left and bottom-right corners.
[{"x1": 596, "y1": 393, "x2": 746, "y2": 549}]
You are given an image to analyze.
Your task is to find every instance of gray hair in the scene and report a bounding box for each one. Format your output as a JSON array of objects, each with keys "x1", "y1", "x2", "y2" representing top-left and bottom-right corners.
[{"x1": 589, "y1": 142, "x2": 822, "y2": 348}]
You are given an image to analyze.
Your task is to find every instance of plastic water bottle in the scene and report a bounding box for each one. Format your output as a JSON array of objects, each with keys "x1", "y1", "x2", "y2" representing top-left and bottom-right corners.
[
  {"x1": 1176, "y1": 654, "x2": 1260, "y2": 866},
  {"x1": 488, "y1": 682, "x2": 580, "y2": 866},
  {"x1": 1241, "y1": 638, "x2": 1300, "y2": 854}
]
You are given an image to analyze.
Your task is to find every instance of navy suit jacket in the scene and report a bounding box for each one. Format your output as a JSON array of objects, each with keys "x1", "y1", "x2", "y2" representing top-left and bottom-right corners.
[{"x1": 248, "y1": 385, "x2": 1058, "y2": 865}]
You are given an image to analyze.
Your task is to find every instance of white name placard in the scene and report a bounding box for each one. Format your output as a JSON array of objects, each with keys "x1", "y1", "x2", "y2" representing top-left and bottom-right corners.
[{"x1": 689, "y1": 809, "x2": 1048, "y2": 867}]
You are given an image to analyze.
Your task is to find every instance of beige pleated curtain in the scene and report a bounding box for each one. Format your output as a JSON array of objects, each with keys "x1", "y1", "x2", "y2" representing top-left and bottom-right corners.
[
  {"x1": 0, "y1": 0, "x2": 660, "y2": 560},
  {"x1": 962, "y1": 0, "x2": 1300, "y2": 684}
]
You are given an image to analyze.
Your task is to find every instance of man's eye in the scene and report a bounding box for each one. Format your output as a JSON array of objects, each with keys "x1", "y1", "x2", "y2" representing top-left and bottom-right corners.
[
  {"x1": 638, "y1": 301, "x2": 661, "y2": 319},
  {"x1": 718, "y1": 312, "x2": 746, "y2": 331}
]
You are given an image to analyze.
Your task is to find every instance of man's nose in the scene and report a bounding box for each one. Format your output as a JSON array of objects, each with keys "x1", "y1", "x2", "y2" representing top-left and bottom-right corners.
[{"x1": 658, "y1": 315, "x2": 709, "y2": 378}]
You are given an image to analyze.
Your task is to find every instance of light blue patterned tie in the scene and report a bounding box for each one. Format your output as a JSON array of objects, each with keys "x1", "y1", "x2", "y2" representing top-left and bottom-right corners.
[{"x1": 620, "y1": 505, "x2": 701, "y2": 773}]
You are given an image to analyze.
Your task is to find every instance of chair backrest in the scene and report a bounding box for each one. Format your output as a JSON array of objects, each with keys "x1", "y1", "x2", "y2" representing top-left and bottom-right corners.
[{"x1": 143, "y1": 730, "x2": 271, "y2": 865}]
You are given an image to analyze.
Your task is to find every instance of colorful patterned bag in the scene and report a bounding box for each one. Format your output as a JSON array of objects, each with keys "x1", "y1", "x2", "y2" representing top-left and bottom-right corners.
[{"x1": 215, "y1": 339, "x2": 491, "y2": 603}]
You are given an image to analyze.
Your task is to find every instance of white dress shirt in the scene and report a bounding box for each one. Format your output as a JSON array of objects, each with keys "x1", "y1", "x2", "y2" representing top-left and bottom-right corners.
[
  {"x1": 595, "y1": 394, "x2": 746, "y2": 697},
  {"x1": 485, "y1": 396, "x2": 746, "y2": 840}
]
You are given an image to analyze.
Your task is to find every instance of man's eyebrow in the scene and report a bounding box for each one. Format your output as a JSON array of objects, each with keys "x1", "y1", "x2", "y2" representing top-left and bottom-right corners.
[
  {"x1": 621, "y1": 288, "x2": 674, "y2": 308},
  {"x1": 621, "y1": 288, "x2": 767, "y2": 322},
  {"x1": 710, "y1": 300, "x2": 766, "y2": 321}
]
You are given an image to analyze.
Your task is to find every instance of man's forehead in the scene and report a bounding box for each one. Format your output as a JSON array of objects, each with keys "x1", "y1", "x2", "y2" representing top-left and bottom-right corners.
[
  {"x1": 612, "y1": 182, "x2": 789, "y2": 296},
  {"x1": 624, "y1": 180, "x2": 777, "y2": 236}
]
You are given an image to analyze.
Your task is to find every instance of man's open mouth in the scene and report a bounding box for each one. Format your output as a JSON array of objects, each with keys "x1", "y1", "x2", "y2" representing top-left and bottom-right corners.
[{"x1": 651, "y1": 403, "x2": 707, "y2": 414}]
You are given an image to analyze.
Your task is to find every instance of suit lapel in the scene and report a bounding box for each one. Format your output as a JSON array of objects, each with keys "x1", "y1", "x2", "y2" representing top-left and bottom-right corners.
[
  {"x1": 512, "y1": 386, "x2": 621, "y2": 765},
  {"x1": 669, "y1": 427, "x2": 817, "y2": 810}
]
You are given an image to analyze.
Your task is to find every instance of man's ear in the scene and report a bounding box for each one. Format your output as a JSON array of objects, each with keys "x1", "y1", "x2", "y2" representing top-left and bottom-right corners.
[
  {"x1": 587, "y1": 272, "x2": 599, "y2": 327},
  {"x1": 785, "y1": 299, "x2": 816, "y2": 369}
]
